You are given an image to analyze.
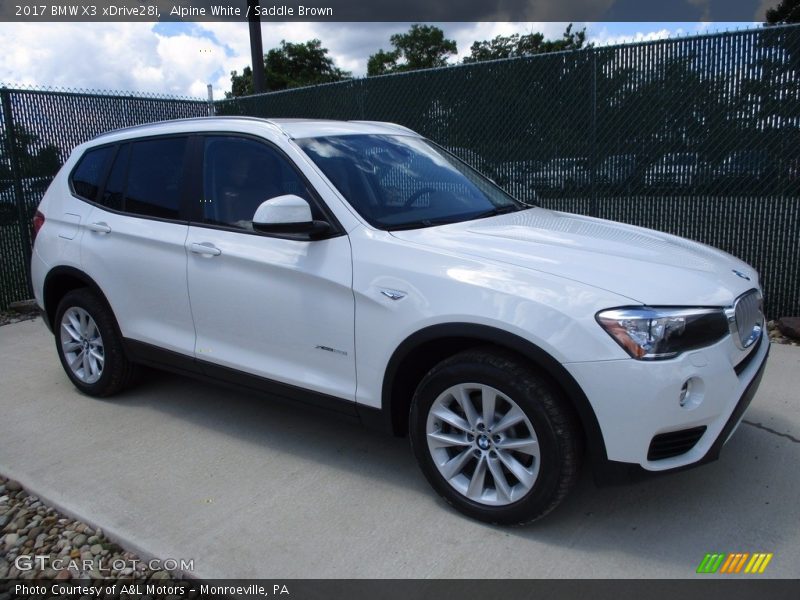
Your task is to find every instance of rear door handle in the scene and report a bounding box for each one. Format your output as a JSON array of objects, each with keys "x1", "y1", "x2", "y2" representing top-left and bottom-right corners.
[
  {"x1": 190, "y1": 242, "x2": 222, "y2": 257},
  {"x1": 87, "y1": 222, "x2": 111, "y2": 234}
]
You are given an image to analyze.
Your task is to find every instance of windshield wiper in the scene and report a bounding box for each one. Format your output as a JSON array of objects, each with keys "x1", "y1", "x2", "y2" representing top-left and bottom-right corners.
[
  {"x1": 384, "y1": 217, "x2": 461, "y2": 231},
  {"x1": 384, "y1": 204, "x2": 522, "y2": 231},
  {"x1": 468, "y1": 204, "x2": 522, "y2": 220},
  {"x1": 385, "y1": 205, "x2": 522, "y2": 231}
]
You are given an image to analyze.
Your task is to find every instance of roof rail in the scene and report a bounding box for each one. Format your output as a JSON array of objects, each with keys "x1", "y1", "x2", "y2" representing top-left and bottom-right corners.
[
  {"x1": 348, "y1": 120, "x2": 417, "y2": 135},
  {"x1": 91, "y1": 115, "x2": 282, "y2": 140}
]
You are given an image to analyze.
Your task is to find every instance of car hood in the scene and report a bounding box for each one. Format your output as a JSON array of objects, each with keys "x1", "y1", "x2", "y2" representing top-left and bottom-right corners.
[{"x1": 389, "y1": 208, "x2": 757, "y2": 306}]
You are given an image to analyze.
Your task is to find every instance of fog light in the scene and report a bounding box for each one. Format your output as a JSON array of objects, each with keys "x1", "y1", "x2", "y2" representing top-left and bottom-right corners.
[
  {"x1": 679, "y1": 380, "x2": 691, "y2": 407},
  {"x1": 678, "y1": 377, "x2": 704, "y2": 410}
]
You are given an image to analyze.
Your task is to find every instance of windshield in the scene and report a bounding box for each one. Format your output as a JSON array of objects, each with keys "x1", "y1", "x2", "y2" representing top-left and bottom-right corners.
[{"x1": 295, "y1": 134, "x2": 525, "y2": 230}]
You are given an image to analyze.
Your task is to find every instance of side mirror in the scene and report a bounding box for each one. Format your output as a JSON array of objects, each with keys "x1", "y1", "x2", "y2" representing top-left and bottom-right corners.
[{"x1": 252, "y1": 194, "x2": 330, "y2": 239}]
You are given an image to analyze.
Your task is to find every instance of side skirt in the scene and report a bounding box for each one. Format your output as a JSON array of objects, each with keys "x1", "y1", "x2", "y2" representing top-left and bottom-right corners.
[{"x1": 123, "y1": 339, "x2": 372, "y2": 424}]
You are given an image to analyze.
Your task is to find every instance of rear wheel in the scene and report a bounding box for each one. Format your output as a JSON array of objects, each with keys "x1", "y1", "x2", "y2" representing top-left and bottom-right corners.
[
  {"x1": 410, "y1": 347, "x2": 581, "y2": 525},
  {"x1": 54, "y1": 288, "x2": 138, "y2": 397}
]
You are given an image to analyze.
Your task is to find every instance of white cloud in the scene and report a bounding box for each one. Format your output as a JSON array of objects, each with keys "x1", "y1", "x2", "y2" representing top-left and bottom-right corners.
[
  {"x1": 0, "y1": 22, "x2": 233, "y2": 96},
  {"x1": 0, "y1": 20, "x2": 599, "y2": 98},
  {"x1": 0, "y1": 21, "x2": 762, "y2": 99},
  {"x1": 588, "y1": 25, "x2": 676, "y2": 47},
  {"x1": 187, "y1": 21, "x2": 370, "y2": 94}
]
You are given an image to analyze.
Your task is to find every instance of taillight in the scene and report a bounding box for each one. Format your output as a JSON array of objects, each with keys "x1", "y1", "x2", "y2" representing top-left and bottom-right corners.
[{"x1": 32, "y1": 210, "x2": 45, "y2": 243}]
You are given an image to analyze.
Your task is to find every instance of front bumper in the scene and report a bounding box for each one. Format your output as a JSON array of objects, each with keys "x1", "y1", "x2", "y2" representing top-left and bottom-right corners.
[{"x1": 565, "y1": 332, "x2": 770, "y2": 484}]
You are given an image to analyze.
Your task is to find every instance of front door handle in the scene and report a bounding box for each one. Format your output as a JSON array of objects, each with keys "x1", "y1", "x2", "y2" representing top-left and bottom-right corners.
[
  {"x1": 87, "y1": 222, "x2": 111, "y2": 234},
  {"x1": 190, "y1": 242, "x2": 222, "y2": 257}
]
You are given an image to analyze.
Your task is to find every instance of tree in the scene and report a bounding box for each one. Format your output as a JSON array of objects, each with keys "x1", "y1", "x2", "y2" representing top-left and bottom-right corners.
[
  {"x1": 366, "y1": 49, "x2": 401, "y2": 77},
  {"x1": 227, "y1": 39, "x2": 350, "y2": 98},
  {"x1": 0, "y1": 125, "x2": 61, "y2": 187},
  {"x1": 463, "y1": 24, "x2": 588, "y2": 63},
  {"x1": 765, "y1": 0, "x2": 800, "y2": 23},
  {"x1": 0, "y1": 125, "x2": 61, "y2": 224},
  {"x1": 367, "y1": 24, "x2": 457, "y2": 76}
]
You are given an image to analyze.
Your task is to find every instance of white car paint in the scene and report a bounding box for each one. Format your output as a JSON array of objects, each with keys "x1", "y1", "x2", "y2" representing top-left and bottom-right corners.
[
  {"x1": 82, "y1": 208, "x2": 194, "y2": 355},
  {"x1": 186, "y1": 225, "x2": 356, "y2": 400},
  {"x1": 31, "y1": 116, "x2": 766, "y2": 474}
]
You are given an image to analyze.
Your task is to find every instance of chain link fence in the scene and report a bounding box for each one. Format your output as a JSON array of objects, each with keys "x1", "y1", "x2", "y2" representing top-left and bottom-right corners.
[
  {"x1": 0, "y1": 86, "x2": 208, "y2": 308},
  {"x1": 1, "y1": 24, "x2": 799, "y2": 318},
  {"x1": 219, "y1": 24, "x2": 800, "y2": 319}
]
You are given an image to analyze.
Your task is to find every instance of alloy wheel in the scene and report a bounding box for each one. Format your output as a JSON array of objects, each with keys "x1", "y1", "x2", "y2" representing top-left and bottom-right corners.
[
  {"x1": 426, "y1": 383, "x2": 540, "y2": 506},
  {"x1": 60, "y1": 307, "x2": 105, "y2": 384}
]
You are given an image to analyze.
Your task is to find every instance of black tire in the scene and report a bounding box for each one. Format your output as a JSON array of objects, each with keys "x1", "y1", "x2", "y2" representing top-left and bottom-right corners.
[
  {"x1": 54, "y1": 288, "x2": 138, "y2": 397},
  {"x1": 409, "y1": 347, "x2": 582, "y2": 525}
]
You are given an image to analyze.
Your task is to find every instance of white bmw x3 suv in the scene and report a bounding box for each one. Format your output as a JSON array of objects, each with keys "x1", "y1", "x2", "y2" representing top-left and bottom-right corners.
[{"x1": 31, "y1": 117, "x2": 769, "y2": 524}]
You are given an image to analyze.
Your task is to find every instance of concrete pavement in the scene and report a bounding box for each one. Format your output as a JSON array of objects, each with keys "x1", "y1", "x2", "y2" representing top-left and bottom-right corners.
[{"x1": 1, "y1": 318, "x2": 798, "y2": 579}]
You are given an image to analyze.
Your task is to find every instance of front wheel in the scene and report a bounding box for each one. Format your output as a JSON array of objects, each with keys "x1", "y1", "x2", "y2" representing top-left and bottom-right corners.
[{"x1": 410, "y1": 348, "x2": 582, "y2": 525}]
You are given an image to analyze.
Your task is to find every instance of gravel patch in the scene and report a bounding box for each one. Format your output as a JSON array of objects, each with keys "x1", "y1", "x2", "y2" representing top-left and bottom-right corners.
[
  {"x1": 0, "y1": 309, "x2": 40, "y2": 327},
  {"x1": 0, "y1": 474, "x2": 175, "y2": 584},
  {"x1": 767, "y1": 320, "x2": 799, "y2": 346},
  {"x1": 0, "y1": 300, "x2": 41, "y2": 327}
]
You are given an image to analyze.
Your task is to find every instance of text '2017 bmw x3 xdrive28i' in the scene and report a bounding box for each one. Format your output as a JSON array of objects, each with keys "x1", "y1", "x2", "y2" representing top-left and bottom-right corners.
[{"x1": 31, "y1": 118, "x2": 769, "y2": 525}]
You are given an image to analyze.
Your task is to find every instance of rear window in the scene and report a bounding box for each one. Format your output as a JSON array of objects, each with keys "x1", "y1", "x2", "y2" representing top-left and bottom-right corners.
[{"x1": 70, "y1": 146, "x2": 113, "y2": 201}]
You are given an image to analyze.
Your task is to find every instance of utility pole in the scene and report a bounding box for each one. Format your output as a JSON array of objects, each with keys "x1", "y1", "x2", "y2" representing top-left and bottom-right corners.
[{"x1": 247, "y1": 0, "x2": 266, "y2": 94}]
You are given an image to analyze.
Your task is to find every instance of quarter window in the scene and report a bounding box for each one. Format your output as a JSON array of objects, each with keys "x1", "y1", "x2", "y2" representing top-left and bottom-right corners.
[
  {"x1": 201, "y1": 136, "x2": 315, "y2": 230},
  {"x1": 71, "y1": 146, "x2": 113, "y2": 201}
]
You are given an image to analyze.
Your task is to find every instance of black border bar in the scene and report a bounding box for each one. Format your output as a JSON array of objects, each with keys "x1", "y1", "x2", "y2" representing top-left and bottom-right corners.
[
  {"x1": 2, "y1": 0, "x2": 770, "y2": 22},
  {"x1": 2, "y1": 579, "x2": 800, "y2": 600}
]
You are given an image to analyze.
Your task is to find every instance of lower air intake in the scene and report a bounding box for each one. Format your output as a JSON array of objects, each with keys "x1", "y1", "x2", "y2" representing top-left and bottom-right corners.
[{"x1": 648, "y1": 426, "x2": 707, "y2": 461}]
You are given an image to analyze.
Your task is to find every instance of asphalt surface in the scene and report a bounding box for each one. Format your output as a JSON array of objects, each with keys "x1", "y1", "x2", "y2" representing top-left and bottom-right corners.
[{"x1": 1, "y1": 318, "x2": 798, "y2": 579}]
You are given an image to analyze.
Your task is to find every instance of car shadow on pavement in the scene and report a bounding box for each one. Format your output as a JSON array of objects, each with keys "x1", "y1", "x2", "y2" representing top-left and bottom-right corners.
[
  {"x1": 118, "y1": 367, "x2": 427, "y2": 490},
  {"x1": 116, "y1": 367, "x2": 793, "y2": 574},
  {"x1": 504, "y1": 419, "x2": 793, "y2": 573}
]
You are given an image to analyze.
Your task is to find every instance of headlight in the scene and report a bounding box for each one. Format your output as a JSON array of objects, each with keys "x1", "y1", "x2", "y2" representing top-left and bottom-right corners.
[{"x1": 596, "y1": 307, "x2": 729, "y2": 360}]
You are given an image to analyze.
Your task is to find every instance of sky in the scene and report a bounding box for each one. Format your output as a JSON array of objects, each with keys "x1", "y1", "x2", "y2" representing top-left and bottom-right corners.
[{"x1": 0, "y1": 20, "x2": 763, "y2": 99}]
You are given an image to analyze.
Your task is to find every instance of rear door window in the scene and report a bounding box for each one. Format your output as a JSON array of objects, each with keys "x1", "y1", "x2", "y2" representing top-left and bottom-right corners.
[
  {"x1": 123, "y1": 137, "x2": 188, "y2": 220},
  {"x1": 99, "y1": 144, "x2": 129, "y2": 212}
]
